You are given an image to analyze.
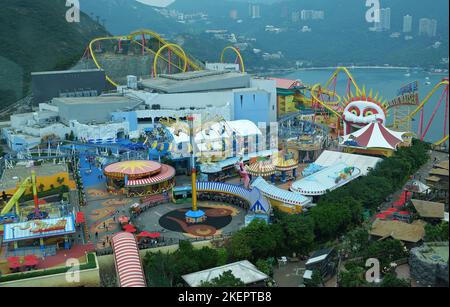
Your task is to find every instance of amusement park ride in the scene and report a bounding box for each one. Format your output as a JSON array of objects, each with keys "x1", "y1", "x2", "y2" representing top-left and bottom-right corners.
[
  {"x1": 0, "y1": 170, "x2": 47, "y2": 226},
  {"x1": 82, "y1": 30, "x2": 246, "y2": 88},
  {"x1": 310, "y1": 68, "x2": 449, "y2": 147},
  {"x1": 81, "y1": 29, "x2": 449, "y2": 150}
]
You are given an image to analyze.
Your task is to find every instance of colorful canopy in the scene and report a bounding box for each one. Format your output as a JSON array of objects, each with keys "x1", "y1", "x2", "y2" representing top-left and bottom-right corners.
[
  {"x1": 24, "y1": 254, "x2": 38, "y2": 261},
  {"x1": 24, "y1": 259, "x2": 39, "y2": 266},
  {"x1": 104, "y1": 160, "x2": 162, "y2": 180},
  {"x1": 136, "y1": 232, "x2": 160, "y2": 239},
  {"x1": 251, "y1": 177, "x2": 312, "y2": 207},
  {"x1": 9, "y1": 262, "x2": 22, "y2": 269},
  {"x1": 75, "y1": 212, "x2": 85, "y2": 224},
  {"x1": 125, "y1": 164, "x2": 175, "y2": 187},
  {"x1": 341, "y1": 122, "x2": 406, "y2": 150},
  {"x1": 246, "y1": 160, "x2": 276, "y2": 177},
  {"x1": 7, "y1": 256, "x2": 20, "y2": 263},
  {"x1": 275, "y1": 158, "x2": 299, "y2": 172},
  {"x1": 112, "y1": 232, "x2": 146, "y2": 287}
]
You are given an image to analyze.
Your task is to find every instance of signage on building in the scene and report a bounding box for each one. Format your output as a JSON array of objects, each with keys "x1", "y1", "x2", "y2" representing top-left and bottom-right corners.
[{"x1": 387, "y1": 81, "x2": 419, "y2": 108}]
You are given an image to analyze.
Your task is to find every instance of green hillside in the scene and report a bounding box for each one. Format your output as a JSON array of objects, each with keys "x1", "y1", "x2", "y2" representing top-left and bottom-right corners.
[{"x1": 0, "y1": 0, "x2": 109, "y2": 108}]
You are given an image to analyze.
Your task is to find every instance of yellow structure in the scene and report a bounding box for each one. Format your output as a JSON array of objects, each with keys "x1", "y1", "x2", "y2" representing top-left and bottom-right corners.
[
  {"x1": 220, "y1": 46, "x2": 245, "y2": 73},
  {"x1": 269, "y1": 78, "x2": 308, "y2": 118},
  {"x1": 268, "y1": 199, "x2": 303, "y2": 214},
  {"x1": 1, "y1": 171, "x2": 36, "y2": 216},
  {"x1": 88, "y1": 29, "x2": 203, "y2": 87},
  {"x1": 0, "y1": 164, "x2": 76, "y2": 199}
]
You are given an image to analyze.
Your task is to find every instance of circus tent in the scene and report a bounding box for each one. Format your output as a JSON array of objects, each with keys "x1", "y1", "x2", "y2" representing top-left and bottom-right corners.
[{"x1": 340, "y1": 122, "x2": 406, "y2": 150}]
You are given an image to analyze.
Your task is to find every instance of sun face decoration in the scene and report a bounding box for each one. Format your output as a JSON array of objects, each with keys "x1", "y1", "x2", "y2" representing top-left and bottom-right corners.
[{"x1": 342, "y1": 87, "x2": 388, "y2": 135}]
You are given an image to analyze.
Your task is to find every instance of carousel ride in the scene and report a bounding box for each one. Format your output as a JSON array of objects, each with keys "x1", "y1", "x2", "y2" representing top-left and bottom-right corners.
[{"x1": 103, "y1": 160, "x2": 175, "y2": 197}]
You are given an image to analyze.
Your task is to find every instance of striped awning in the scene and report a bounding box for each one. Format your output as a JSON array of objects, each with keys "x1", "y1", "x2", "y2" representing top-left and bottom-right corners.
[
  {"x1": 251, "y1": 177, "x2": 311, "y2": 206},
  {"x1": 126, "y1": 165, "x2": 175, "y2": 187},
  {"x1": 196, "y1": 181, "x2": 271, "y2": 213},
  {"x1": 112, "y1": 232, "x2": 146, "y2": 287},
  {"x1": 246, "y1": 160, "x2": 276, "y2": 177},
  {"x1": 275, "y1": 158, "x2": 299, "y2": 171}
]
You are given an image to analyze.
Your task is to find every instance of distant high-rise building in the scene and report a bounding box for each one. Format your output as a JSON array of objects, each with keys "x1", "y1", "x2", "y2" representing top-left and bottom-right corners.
[
  {"x1": 291, "y1": 11, "x2": 300, "y2": 23},
  {"x1": 300, "y1": 10, "x2": 324, "y2": 21},
  {"x1": 249, "y1": 4, "x2": 261, "y2": 19},
  {"x1": 419, "y1": 18, "x2": 437, "y2": 37},
  {"x1": 403, "y1": 15, "x2": 413, "y2": 33},
  {"x1": 374, "y1": 8, "x2": 391, "y2": 31}
]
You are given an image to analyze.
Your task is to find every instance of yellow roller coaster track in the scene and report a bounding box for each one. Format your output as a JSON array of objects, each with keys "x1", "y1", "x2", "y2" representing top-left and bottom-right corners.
[
  {"x1": 310, "y1": 83, "x2": 342, "y2": 118},
  {"x1": 393, "y1": 79, "x2": 449, "y2": 146},
  {"x1": 324, "y1": 67, "x2": 361, "y2": 94},
  {"x1": 88, "y1": 29, "x2": 202, "y2": 87},
  {"x1": 220, "y1": 46, "x2": 245, "y2": 73},
  {"x1": 309, "y1": 67, "x2": 363, "y2": 118},
  {"x1": 153, "y1": 43, "x2": 188, "y2": 78}
]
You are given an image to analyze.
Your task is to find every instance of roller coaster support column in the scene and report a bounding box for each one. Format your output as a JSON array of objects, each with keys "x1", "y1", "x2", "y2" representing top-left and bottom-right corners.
[
  {"x1": 32, "y1": 170, "x2": 39, "y2": 210},
  {"x1": 185, "y1": 116, "x2": 205, "y2": 224},
  {"x1": 443, "y1": 81, "x2": 449, "y2": 139},
  {"x1": 191, "y1": 168, "x2": 198, "y2": 212},
  {"x1": 421, "y1": 84, "x2": 447, "y2": 140},
  {"x1": 418, "y1": 108, "x2": 424, "y2": 137}
]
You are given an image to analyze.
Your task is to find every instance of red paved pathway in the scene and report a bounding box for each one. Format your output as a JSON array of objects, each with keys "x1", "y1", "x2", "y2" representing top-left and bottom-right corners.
[{"x1": 37, "y1": 244, "x2": 95, "y2": 269}]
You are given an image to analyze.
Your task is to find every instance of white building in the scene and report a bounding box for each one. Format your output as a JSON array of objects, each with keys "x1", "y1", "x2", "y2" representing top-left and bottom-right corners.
[
  {"x1": 249, "y1": 4, "x2": 261, "y2": 19},
  {"x1": 403, "y1": 15, "x2": 413, "y2": 33},
  {"x1": 374, "y1": 8, "x2": 391, "y2": 31},
  {"x1": 300, "y1": 10, "x2": 324, "y2": 21},
  {"x1": 205, "y1": 62, "x2": 241, "y2": 72},
  {"x1": 419, "y1": 18, "x2": 437, "y2": 37}
]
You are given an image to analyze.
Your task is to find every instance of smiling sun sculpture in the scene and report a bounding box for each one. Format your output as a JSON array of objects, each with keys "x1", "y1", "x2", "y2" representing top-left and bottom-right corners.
[{"x1": 342, "y1": 88, "x2": 389, "y2": 135}]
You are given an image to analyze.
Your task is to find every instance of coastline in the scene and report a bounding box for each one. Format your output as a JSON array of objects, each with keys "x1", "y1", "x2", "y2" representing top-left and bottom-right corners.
[{"x1": 254, "y1": 65, "x2": 449, "y2": 77}]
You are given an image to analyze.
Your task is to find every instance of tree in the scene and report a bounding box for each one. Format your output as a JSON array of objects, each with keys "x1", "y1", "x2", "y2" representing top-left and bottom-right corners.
[
  {"x1": 339, "y1": 266, "x2": 368, "y2": 287},
  {"x1": 195, "y1": 247, "x2": 220, "y2": 271},
  {"x1": 143, "y1": 251, "x2": 177, "y2": 287},
  {"x1": 365, "y1": 239, "x2": 408, "y2": 269},
  {"x1": 225, "y1": 231, "x2": 253, "y2": 261},
  {"x1": 306, "y1": 270, "x2": 323, "y2": 287},
  {"x1": 425, "y1": 222, "x2": 449, "y2": 242},
  {"x1": 341, "y1": 226, "x2": 370, "y2": 258},
  {"x1": 200, "y1": 270, "x2": 245, "y2": 287},
  {"x1": 310, "y1": 201, "x2": 353, "y2": 240},
  {"x1": 256, "y1": 259, "x2": 273, "y2": 277},
  {"x1": 379, "y1": 273, "x2": 410, "y2": 287},
  {"x1": 280, "y1": 214, "x2": 315, "y2": 256},
  {"x1": 241, "y1": 220, "x2": 280, "y2": 261}
]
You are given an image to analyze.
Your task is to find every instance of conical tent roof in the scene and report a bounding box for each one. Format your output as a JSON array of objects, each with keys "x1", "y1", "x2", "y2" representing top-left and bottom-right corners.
[{"x1": 341, "y1": 122, "x2": 406, "y2": 150}]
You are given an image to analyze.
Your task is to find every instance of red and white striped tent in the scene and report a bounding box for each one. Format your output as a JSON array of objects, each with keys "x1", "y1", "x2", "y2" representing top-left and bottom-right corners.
[
  {"x1": 341, "y1": 122, "x2": 406, "y2": 150},
  {"x1": 112, "y1": 232, "x2": 146, "y2": 287}
]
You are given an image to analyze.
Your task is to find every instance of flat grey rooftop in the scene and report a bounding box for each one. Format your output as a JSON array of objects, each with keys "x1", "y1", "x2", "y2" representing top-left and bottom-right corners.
[
  {"x1": 139, "y1": 71, "x2": 250, "y2": 93},
  {"x1": 53, "y1": 95, "x2": 137, "y2": 105},
  {"x1": 31, "y1": 69, "x2": 104, "y2": 76}
]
